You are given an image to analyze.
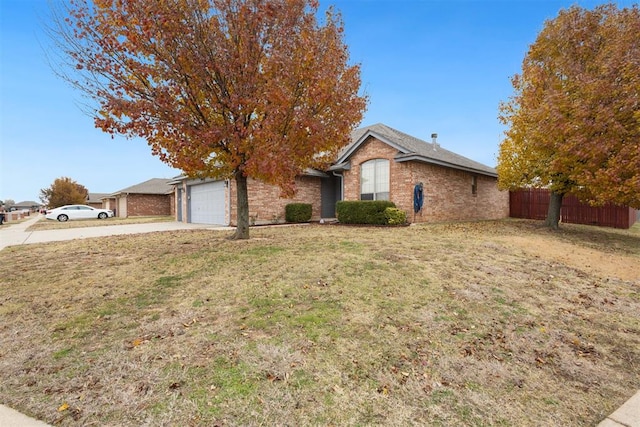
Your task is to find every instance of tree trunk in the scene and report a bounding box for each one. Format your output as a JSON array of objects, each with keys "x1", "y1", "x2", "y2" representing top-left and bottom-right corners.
[
  {"x1": 544, "y1": 190, "x2": 564, "y2": 230},
  {"x1": 230, "y1": 172, "x2": 250, "y2": 240}
]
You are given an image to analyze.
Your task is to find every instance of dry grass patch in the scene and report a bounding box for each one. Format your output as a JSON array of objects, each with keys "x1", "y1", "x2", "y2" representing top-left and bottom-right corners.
[
  {"x1": 28, "y1": 216, "x2": 174, "y2": 231},
  {"x1": 0, "y1": 220, "x2": 638, "y2": 426}
]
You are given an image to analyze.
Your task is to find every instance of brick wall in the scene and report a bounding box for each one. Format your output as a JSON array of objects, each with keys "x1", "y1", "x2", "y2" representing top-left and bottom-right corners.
[
  {"x1": 406, "y1": 162, "x2": 509, "y2": 222},
  {"x1": 126, "y1": 194, "x2": 172, "y2": 217},
  {"x1": 229, "y1": 176, "x2": 322, "y2": 225},
  {"x1": 342, "y1": 137, "x2": 509, "y2": 223},
  {"x1": 102, "y1": 198, "x2": 116, "y2": 212}
]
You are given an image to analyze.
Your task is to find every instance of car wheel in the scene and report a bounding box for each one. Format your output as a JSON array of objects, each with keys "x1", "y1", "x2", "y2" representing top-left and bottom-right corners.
[
  {"x1": 98, "y1": 212, "x2": 108, "y2": 219},
  {"x1": 57, "y1": 214, "x2": 69, "y2": 222}
]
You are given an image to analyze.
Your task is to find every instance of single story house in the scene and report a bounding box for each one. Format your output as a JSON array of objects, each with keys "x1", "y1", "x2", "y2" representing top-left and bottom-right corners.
[
  {"x1": 105, "y1": 178, "x2": 174, "y2": 217},
  {"x1": 170, "y1": 172, "x2": 326, "y2": 225},
  {"x1": 171, "y1": 123, "x2": 509, "y2": 225},
  {"x1": 86, "y1": 193, "x2": 109, "y2": 209},
  {"x1": 3, "y1": 201, "x2": 42, "y2": 221},
  {"x1": 10, "y1": 201, "x2": 43, "y2": 212}
]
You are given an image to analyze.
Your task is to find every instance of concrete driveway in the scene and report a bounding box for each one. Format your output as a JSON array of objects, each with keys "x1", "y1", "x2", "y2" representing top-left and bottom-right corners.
[{"x1": 0, "y1": 214, "x2": 232, "y2": 250}]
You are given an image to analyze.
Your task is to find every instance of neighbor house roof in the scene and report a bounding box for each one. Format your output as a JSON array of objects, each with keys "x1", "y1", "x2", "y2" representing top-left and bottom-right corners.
[
  {"x1": 87, "y1": 193, "x2": 110, "y2": 203},
  {"x1": 332, "y1": 123, "x2": 497, "y2": 177},
  {"x1": 110, "y1": 178, "x2": 174, "y2": 196},
  {"x1": 13, "y1": 201, "x2": 42, "y2": 208}
]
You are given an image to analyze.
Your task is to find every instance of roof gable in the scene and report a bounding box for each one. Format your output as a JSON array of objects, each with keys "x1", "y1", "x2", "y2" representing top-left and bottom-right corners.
[
  {"x1": 111, "y1": 178, "x2": 173, "y2": 196},
  {"x1": 335, "y1": 123, "x2": 497, "y2": 177},
  {"x1": 337, "y1": 126, "x2": 412, "y2": 162},
  {"x1": 87, "y1": 193, "x2": 110, "y2": 203}
]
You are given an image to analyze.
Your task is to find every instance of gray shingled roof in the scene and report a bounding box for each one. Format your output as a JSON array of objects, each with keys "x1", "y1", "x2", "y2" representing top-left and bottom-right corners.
[
  {"x1": 13, "y1": 201, "x2": 42, "y2": 208},
  {"x1": 111, "y1": 178, "x2": 173, "y2": 196},
  {"x1": 87, "y1": 193, "x2": 110, "y2": 203},
  {"x1": 335, "y1": 123, "x2": 497, "y2": 177}
]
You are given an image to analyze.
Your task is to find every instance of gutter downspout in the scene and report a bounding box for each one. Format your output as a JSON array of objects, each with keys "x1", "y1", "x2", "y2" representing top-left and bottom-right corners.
[
  {"x1": 332, "y1": 171, "x2": 344, "y2": 202},
  {"x1": 331, "y1": 171, "x2": 344, "y2": 220}
]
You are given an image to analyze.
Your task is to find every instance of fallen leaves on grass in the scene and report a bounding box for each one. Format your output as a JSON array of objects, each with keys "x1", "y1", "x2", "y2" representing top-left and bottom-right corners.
[{"x1": 0, "y1": 220, "x2": 638, "y2": 426}]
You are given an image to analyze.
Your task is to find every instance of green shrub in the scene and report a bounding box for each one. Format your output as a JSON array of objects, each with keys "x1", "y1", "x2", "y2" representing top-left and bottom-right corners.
[
  {"x1": 336, "y1": 200, "x2": 396, "y2": 225},
  {"x1": 285, "y1": 203, "x2": 312, "y2": 223},
  {"x1": 384, "y1": 207, "x2": 407, "y2": 225}
]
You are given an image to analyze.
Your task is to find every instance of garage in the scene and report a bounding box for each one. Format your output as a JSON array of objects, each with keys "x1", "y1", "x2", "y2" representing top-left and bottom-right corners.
[{"x1": 188, "y1": 180, "x2": 227, "y2": 225}]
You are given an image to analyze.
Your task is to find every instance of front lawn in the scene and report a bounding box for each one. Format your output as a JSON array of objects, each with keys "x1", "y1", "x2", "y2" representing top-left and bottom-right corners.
[
  {"x1": 1, "y1": 220, "x2": 638, "y2": 426},
  {"x1": 28, "y1": 215, "x2": 174, "y2": 231}
]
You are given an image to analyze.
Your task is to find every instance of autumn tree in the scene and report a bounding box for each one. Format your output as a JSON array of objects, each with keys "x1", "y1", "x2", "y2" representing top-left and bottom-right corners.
[
  {"x1": 497, "y1": 4, "x2": 640, "y2": 229},
  {"x1": 40, "y1": 177, "x2": 89, "y2": 208},
  {"x1": 50, "y1": 0, "x2": 367, "y2": 239}
]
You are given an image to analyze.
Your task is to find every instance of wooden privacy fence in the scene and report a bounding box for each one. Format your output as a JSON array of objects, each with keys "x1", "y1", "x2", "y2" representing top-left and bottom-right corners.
[{"x1": 510, "y1": 189, "x2": 638, "y2": 229}]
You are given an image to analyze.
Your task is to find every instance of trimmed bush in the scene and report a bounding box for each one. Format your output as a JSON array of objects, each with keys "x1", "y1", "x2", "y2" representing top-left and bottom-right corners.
[
  {"x1": 285, "y1": 203, "x2": 312, "y2": 223},
  {"x1": 336, "y1": 200, "x2": 396, "y2": 225},
  {"x1": 384, "y1": 207, "x2": 407, "y2": 225}
]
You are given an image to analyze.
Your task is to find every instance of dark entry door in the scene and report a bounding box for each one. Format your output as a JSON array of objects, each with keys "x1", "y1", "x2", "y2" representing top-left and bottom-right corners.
[{"x1": 321, "y1": 175, "x2": 341, "y2": 218}]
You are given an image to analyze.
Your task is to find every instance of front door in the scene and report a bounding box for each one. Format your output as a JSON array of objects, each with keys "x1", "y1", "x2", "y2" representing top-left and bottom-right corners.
[{"x1": 321, "y1": 175, "x2": 342, "y2": 219}]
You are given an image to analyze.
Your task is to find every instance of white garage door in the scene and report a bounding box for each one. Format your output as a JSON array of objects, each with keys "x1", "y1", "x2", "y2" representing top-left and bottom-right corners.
[{"x1": 189, "y1": 181, "x2": 226, "y2": 224}]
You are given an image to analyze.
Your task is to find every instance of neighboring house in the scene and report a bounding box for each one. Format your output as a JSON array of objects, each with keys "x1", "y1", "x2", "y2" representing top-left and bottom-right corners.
[
  {"x1": 107, "y1": 178, "x2": 174, "y2": 218},
  {"x1": 86, "y1": 193, "x2": 109, "y2": 209},
  {"x1": 172, "y1": 123, "x2": 509, "y2": 225},
  {"x1": 2, "y1": 201, "x2": 41, "y2": 222},
  {"x1": 11, "y1": 201, "x2": 42, "y2": 212}
]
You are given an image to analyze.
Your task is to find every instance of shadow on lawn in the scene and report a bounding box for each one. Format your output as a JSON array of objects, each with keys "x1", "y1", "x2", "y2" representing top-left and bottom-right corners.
[{"x1": 533, "y1": 221, "x2": 640, "y2": 257}]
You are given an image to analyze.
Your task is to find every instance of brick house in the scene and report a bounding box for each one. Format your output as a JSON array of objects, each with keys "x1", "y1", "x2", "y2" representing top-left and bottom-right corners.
[
  {"x1": 106, "y1": 178, "x2": 174, "y2": 218},
  {"x1": 332, "y1": 123, "x2": 509, "y2": 223},
  {"x1": 86, "y1": 193, "x2": 109, "y2": 209},
  {"x1": 171, "y1": 172, "x2": 325, "y2": 225},
  {"x1": 172, "y1": 123, "x2": 509, "y2": 225}
]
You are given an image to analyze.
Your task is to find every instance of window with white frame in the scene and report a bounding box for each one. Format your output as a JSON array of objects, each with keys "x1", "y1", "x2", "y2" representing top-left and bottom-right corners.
[{"x1": 360, "y1": 159, "x2": 390, "y2": 200}]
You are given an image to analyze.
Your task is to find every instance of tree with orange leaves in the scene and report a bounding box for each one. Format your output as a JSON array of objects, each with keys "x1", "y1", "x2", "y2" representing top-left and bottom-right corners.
[
  {"x1": 498, "y1": 4, "x2": 639, "y2": 229},
  {"x1": 40, "y1": 177, "x2": 89, "y2": 208},
  {"x1": 51, "y1": 0, "x2": 367, "y2": 238}
]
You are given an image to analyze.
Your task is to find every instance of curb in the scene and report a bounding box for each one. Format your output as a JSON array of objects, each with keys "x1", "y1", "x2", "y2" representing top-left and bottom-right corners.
[
  {"x1": 597, "y1": 390, "x2": 640, "y2": 427},
  {"x1": 0, "y1": 404, "x2": 51, "y2": 427}
]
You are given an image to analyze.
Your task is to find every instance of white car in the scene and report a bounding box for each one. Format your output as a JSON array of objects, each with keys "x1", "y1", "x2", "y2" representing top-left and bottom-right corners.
[{"x1": 45, "y1": 205, "x2": 115, "y2": 222}]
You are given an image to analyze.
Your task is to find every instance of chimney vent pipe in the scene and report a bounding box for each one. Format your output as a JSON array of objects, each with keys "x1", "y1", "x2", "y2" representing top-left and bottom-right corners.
[{"x1": 431, "y1": 133, "x2": 439, "y2": 149}]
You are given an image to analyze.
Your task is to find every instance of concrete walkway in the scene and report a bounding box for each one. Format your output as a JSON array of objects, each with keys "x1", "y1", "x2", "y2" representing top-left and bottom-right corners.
[
  {"x1": 0, "y1": 405, "x2": 51, "y2": 427},
  {"x1": 597, "y1": 390, "x2": 640, "y2": 427},
  {"x1": 1, "y1": 216, "x2": 639, "y2": 426}
]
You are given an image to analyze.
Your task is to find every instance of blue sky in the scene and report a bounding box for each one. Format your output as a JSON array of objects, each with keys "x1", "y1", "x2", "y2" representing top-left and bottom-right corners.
[{"x1": 0, "y1": 0, "x2": 634, "y2": 203}]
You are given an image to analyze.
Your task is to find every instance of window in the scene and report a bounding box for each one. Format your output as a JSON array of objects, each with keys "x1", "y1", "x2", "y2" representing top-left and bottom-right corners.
[
  {"x1": 360, "y1": 159, "x2": 389, "y2": 200},
  {"x1": 471, "y1": 176, "x2": 477, "y2": 195}
]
